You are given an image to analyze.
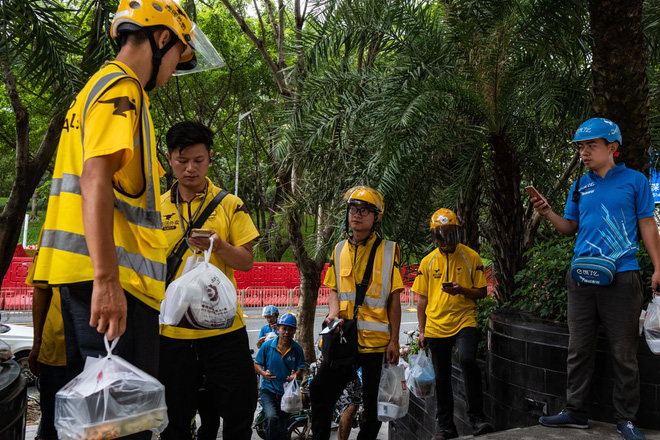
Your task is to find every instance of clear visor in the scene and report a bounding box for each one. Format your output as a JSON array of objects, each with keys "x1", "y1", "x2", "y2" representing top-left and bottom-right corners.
[
  {"x1": 174, "y1": 22, "x2": 224, "y2": 76},
  {"x1": 431, "y1": 225, "x2": 460, "y2": 247}
]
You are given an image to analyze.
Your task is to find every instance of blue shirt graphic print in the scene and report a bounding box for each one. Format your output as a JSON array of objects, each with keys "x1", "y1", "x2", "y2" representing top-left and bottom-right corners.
[{"x1": 564, "y1": 164, "x2": 655, "y2": 273}]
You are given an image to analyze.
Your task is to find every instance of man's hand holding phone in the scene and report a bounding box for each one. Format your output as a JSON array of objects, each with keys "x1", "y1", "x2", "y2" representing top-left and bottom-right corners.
[{"x1": 526, "y1": 186, "x2": 551, "y2": 216}]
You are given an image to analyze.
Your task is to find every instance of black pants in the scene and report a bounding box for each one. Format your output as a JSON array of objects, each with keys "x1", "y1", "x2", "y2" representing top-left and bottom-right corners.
[
  {"x1": 159, "y1": 327, "x2": 258, "y2": 440},
  {"x1": 427, "y1": 327, "x2": 485, "y2": 431},
  {"x1": 565, "y1": 270, "x2": 643, "y2": 422},
  {"x1": 60, "y1": 283, "x2": 159, "y2": 440},
  {"x1": 310, "y1": 352, "x2": 384, "y2": 440}
]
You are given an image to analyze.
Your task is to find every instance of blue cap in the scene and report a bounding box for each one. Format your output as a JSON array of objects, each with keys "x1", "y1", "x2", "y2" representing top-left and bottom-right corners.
[{"x1": 572, "y1": 118, "x2": 622, "y2": 145}]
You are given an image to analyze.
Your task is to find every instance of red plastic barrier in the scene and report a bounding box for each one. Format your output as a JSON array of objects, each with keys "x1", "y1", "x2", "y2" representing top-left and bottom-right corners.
[{"x1": 1, "y1": 287, "x2": 34, "y2": 310}]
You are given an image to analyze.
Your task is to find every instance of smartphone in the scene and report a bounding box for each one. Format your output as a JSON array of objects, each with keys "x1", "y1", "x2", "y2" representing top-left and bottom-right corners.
[
  {"x1": 319, "y1": 319, "x2": 344, "y2": 335},
  {"x1": 190, "y1": 228, "x2": 213, "y2": 238},
  {"x1": 525, "y1": 185, "x2": 541, "y2": 200},
  {"x1": 442, "y1": 282, "x2": 453, "y2": 288}
]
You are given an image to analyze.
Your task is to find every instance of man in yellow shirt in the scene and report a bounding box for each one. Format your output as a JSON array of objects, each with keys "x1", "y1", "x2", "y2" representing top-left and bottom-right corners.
[
  {"x1": 159, "y1": 121, "x2": 259, "y2": 440},
  {"x1": 413, "y1": 208, "x2": 494, "y2": 439},
  {"x1": 310, "y1": 186, "x2": 402, "y2": 440}
]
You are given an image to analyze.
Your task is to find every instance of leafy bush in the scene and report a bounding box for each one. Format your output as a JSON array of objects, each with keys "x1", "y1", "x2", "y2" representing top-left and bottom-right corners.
[{"x1": 512, "y1": 237, "x2": 574, "y2": 321}]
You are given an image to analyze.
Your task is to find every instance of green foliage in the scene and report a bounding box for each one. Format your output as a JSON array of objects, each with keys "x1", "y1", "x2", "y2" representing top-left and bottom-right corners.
[
  {"x1": 512, "y1": 237, "x2": 574, "y2": 321},
  {"x1": 476, "y1": 295, "x2": 498, "y2": 356}
]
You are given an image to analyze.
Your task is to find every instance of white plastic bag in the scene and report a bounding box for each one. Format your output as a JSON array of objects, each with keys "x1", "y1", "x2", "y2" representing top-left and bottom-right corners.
[
  {"x1": 55, "y1": 337, "x2": 168, "y2": 440},
  {"x1": 377, "y1": 363, "x2": 409, "y2": 422},
  {"x1": 160, "y1": 237, "x2": 237, "y2": 329},
  {"x1": 280, "y1": 379, "x2": 303, "y2": 413},
  {"x1": 408, "y1": 350, "x2": 435, "y2": 398},
  {"x1": 644, "y1": 296, "x2": 660, "y2": 354}
]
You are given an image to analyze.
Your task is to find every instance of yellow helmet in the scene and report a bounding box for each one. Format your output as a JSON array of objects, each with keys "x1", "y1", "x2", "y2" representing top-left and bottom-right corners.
[
  {"x1": 111, "y1": 0, "x2": 196, "y2": 69},
  {"x1": 343, "y1": 186, "x2": 385, "y2": 215},
  {"x1": 430, "y1": 208, "x2": 460, "y2": 229},
  {"x1": 430, "y1": 208, "x2": 461, "y2": 249}
]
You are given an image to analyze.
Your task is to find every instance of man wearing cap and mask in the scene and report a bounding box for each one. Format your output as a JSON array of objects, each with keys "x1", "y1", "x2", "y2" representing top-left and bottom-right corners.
[
  {"x1": 413, "y1": 208, "x2": 494, "y2": 440},
  {"x1": 29, "y1": 5, "x2": 222, "y2": 438}
]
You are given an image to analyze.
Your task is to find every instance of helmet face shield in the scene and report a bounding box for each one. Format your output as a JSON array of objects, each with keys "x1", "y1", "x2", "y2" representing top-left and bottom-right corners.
[
  {"x1": 432, "y1": 224, "x2": 460, "y2": 249},
  {"x1": 174, "y1": 22, "x2": 224, "y2": 75}
]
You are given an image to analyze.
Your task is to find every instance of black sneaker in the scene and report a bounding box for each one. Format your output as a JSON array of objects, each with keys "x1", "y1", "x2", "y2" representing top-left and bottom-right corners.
[
  {"x1": 471, "y1": 418, "x2": 495, "y2": 435},
  {"x1": 539, "y1": 410, "x2": 589, "y2": 429}
]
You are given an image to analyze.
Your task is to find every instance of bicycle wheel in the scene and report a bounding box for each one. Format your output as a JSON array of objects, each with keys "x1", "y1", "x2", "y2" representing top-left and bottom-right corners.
[{"x1": 288, "y1": 419, "x2": 311, "y2": 440}]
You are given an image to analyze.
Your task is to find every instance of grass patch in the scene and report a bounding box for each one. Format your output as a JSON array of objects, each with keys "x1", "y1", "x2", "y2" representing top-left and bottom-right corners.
[{"x1": 17, "y1": 215, "x2": 45, "y2": 247}]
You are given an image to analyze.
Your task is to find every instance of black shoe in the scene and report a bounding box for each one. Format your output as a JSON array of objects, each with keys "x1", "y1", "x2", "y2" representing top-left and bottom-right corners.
[
  {"x1": 431, "y1": 428, "x2": 458, "y2": 440},
  {"x1": 472, "y1": 418, "x2": 495, "y2": 435}
]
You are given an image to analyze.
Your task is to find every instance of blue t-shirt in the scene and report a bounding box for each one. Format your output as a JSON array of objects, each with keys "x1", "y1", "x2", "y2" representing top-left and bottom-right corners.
[
  {"x1": 259, "y1": 324, "x2": 277, "y2": 339},
  {"x1": 254, "y1": 336, "x2": 305, "y2": 395},
  {"x1": 564, "y1": 164, "x2": 654, "y2": 272}
]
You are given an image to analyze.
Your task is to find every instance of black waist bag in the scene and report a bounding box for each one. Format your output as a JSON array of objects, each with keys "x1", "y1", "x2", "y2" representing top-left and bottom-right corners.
[
  {"x1": 322, "y1": 318, "x2": 358, "y2": 369},
  {"x1": 321, "y1": 237, "x2": 382, "y2": 370}
]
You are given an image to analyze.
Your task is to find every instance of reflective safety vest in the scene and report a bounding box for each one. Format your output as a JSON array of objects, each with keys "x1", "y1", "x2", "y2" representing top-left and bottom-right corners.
[
  {"x1": 33, "y1": 63, "x2": 168, "y2": 309},
  {"x1": 335, "y1": 239, "x2": 396, "y2": 353}
]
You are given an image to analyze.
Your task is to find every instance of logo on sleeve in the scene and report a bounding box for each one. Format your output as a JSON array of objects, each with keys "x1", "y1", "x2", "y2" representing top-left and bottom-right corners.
[{"x1": 98, "y1": 96, "x2": 137, "y2": 117}]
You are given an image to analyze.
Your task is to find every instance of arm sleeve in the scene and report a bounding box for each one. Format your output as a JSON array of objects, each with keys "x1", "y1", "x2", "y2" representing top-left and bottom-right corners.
[
  {"x1": 390, "y1": 243, "x2": 404, "y2": 293},
  {"x1": 563, "y1": 180, "x2": 579, "y2": 221},
  {"x1": 254, "y1": 344, "x2": 267, "y2": 367},
  {"x1": 323, "y1": 247, "x2": 338, "y2": 290},
  {"x1": 227, "y1": 196, "x2": 260, "y2": 246},
  {"x1": 411, "y1": 255, "x2": 429, "y2": 297},
  {"x1": 636, "y1": 174, "x2": 655, "y2": 219},
  {"x1": 472, "y1": 255, "x2": 488, "y2": 289}
]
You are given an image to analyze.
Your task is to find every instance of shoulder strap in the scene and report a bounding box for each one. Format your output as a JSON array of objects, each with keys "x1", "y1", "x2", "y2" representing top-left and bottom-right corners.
[
  {"x1": 165, "y1": 189, "x2": 229, "y2": 284},
  {"x1": 354, "y1": 236, "x2": 382, "y2": 316}
]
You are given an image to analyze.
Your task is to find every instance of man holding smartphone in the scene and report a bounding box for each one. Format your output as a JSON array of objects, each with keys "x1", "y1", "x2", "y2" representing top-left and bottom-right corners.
[
  {"x1": 412, "y1": 208, "x2": 494, "y2": 439},
  {"x1": 532, "y1": 118, "x2": 660, "y2": 440},
  {"x1": 159, "y1": 121, "x2": 260, "y2": 440}
]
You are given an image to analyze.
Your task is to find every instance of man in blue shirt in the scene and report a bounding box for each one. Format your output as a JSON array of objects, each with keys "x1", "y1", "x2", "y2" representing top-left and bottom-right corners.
[
  {"x1": 254, "y1": 313, "x2": 306, "y2": 440},
  {"x1": 532, "y1": 118, "x2": 660, "y2": 440}
]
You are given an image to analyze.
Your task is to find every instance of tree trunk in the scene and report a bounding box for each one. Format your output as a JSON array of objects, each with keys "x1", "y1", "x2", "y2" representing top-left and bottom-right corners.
[
  {"x1": 287, "y1": 212, "x2": 324, "y2": 363},
  {"x1": 589, "y1": 0, "x2": 649, "y2": 174},
  {"x1": 456, "y1": 154, "x2": 482, "y2": 253},
  {"x1": 488, "y1": 131, "x2": 524, "y2": 303}
]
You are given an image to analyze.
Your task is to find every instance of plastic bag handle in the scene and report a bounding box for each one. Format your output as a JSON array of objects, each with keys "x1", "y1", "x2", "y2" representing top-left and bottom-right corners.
[
  {"x1": 204, "y1": 237, "x2": 215, "y2": 263},
  {"x1": 104, "y1": 335, "x2": 120, "y2": 356}
]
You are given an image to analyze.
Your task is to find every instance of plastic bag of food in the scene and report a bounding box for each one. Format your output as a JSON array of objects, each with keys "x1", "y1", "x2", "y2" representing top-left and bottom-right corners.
[
  {"x1": 377, "y1": 363, "x2": 409, "y2": 421},
  {"x1": 644, "y1": 295, "x2": 660, "y2": 355},
  {"x1": 55, "y1": 337, "x2": 168, "y2": 440},
  {"x1": 408, "y1": 350, "x2": 435, "y2": 398},
  {"x1": 280, "y1": 379, "x2": 303, "y2": 413},
  {"x1": 160, "y1": 237, "x2": 237, "y2": 329}
]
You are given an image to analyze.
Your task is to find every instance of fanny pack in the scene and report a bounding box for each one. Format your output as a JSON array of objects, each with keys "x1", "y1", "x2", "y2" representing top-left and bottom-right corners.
[{"x1": 570, "y1": 256, "x2": 616, "y2": 286}]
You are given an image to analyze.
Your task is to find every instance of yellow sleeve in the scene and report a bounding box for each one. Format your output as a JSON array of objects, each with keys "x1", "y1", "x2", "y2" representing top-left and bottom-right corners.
[
  {"x1": 390, "y1": 242, "x2": 404, "y2": 293},
  {"x1": 227, "y1": 195, "x2": 260, "y2": 247},
  {"x1": 411, "y1": 253, "x2": 430, "y2": 297},
  {"x1": 323, "y1": 246, "x2": 338, "y2": 290},
  {"x1": 472, "y1": 254, "x2": 488, "y2": 289}
]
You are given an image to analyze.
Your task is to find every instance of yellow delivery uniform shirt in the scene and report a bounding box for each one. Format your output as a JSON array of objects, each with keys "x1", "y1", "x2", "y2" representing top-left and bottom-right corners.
[
  {"x1": 412, "y1": 243, "x2": 488, "y2": 338},
  {"x1": 160, "y1": 178, "x2": 260, "y2": 339},
  {"x1": 32, "y1": 61, "x2": 168, "y2": 309}
]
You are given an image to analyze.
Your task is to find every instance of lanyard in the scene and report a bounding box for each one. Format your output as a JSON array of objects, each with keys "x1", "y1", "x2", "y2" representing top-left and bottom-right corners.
[{"x1": 174, "y1": 181, "x2": 208, "y2": 251}]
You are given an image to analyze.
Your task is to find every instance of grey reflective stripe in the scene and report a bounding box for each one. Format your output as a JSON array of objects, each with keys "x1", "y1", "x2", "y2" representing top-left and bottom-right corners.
[
  {"x1": 357, "y1": 320, "x2": 390, "y2": 333},
  {"x1": 379, "y1": 240, "x2": 394, "y2": 304},
  {"x1": 114, "y1": 198, "x2": 162, "y2": 229},
  {"x1": 81, "y1": 72, "x2": 128, "y2": 149},
  {"x1": 334, "y1": 240, "x2": 346, "y2": 292},
  {"x1": 364, "y1": 295, "x2": 387, "y2": 309},
  {"x1": 458, "y1": 249, "x2": 473, "y2": 277},
  {"x1": 41, "y1": 229, "x2": 166, "y2": 282},
  {"x1": 338, "y1": 291, "x2": 356, "y2": 302},
  {"x1": 50, "y1": 173, "x2": 81, "y2": 196}
]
